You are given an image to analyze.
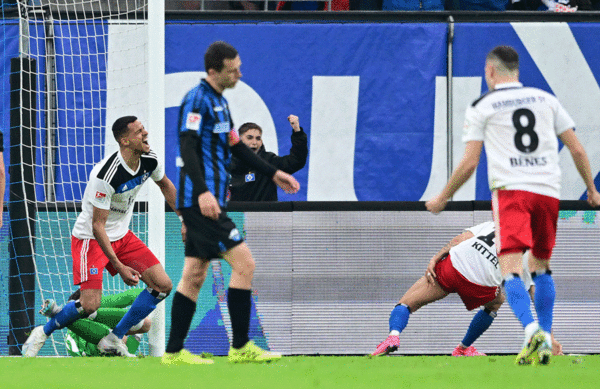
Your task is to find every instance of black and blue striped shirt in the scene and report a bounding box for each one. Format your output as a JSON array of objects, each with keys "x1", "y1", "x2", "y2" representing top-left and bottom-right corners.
[{"x1": 176, "y1": 79, "x2": 234, "y2": 208}]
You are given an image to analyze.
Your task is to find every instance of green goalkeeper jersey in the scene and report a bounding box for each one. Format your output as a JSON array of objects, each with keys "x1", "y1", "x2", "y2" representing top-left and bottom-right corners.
[
  {"x1": 65, "y1": 329, "x2": 140, "y2": 357},
  {"x1": 64, "y1": 288, "x2": 144, "y2": 357}
]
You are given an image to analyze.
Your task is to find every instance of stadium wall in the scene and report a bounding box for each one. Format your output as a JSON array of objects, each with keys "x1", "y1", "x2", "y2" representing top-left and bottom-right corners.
[
  {"x1": 169, "y1": 203, "x2": 600, "y2": 355},
  {"x1": 1, "y1": 204, "x2": 599, "y2": 355},
  {"x1": 2, "y1": 13, "x2": 600, "y2": 356}
]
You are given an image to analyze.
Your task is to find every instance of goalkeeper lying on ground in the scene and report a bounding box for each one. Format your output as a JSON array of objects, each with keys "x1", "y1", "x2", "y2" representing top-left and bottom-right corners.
[{"x1": 40, "y1": 288, "x2": 151, "y2": 357}]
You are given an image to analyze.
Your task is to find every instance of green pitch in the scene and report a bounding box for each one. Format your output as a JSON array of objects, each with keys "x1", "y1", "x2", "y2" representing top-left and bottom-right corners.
[{"x1": 1, "y1": 355, "x2": 598, "y2": 389}]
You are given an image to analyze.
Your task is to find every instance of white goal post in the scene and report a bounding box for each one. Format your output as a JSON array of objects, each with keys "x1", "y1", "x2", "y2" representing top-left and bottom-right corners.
[{"x1": 8, "y1": 0, "x2": 166, "y2": 357}]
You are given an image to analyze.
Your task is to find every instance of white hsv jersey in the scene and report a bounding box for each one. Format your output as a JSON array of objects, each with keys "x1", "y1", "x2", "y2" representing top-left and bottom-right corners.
[
  {"x1": 463, "y1": 82, "x2": 575, "y2": 199},
  {"x1": 72, "y1": 150, "x2": 164, "y2": 241},
  {"x1": 449, "y1": 221, "x2": 532, "y2": 289}
]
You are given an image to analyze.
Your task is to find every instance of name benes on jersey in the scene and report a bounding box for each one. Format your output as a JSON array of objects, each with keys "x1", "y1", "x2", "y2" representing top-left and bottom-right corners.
[{"x1": 509, "y1": 156, "x2": 547, "y2": 168}]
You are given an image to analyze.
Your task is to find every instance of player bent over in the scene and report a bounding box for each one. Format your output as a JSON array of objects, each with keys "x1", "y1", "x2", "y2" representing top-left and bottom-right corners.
[
  {"x1": 23, "y1": 116, "x2": 179, "y2": 357},
  {"x1": 372, "y1": 221, "x2": 561, "y2": 360}
]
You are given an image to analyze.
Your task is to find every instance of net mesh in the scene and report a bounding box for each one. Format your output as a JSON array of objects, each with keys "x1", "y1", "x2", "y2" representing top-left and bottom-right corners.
[{"x1": 2, "y1": 0, "x2": 152, "y2": 356}]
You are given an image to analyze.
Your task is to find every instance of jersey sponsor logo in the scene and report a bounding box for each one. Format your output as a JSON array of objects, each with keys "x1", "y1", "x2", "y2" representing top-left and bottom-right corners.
[
  {"x1": 245, "y1": 173, "x2": 255, "y2": 182},
  {"x1": 110, "y1": 206, "x2": 128, "y2": 214},
  {"x1": 213, "y1": 122, "x2": 231, "y2": 134},
  {"x1": 214, "y1": 105, "x2": 224, "y2": 112},
  {"x1": 186, "y1": 112, "x2": 201, "y2": 131},
  {"x1": 90, "y1": 267, "x2": 98, "y2": 275},
  {"x1": 229, "y1": 228, "x2": 242, "y2": 242}
]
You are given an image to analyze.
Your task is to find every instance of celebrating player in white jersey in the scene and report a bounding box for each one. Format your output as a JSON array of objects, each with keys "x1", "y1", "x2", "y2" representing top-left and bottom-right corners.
[
  {"x1": 426, "y1": 46, "x2": 600, "y2": 365},
  {"x1": 23, "y1": 116, "x2": 180, "y2": 357},
  {"x1": 372, "y1": 221, "x2": 561, "y2": 359}
]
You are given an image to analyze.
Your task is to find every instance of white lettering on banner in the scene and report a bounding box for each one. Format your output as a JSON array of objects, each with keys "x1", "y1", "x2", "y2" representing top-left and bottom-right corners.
[
  {"x1": 512, "y1": 22, "x2": 600, "y2": 199},
  {"x1": 307, "y1": 76, "x2": 360, "y2": 201},
  {"x1": 420, "y1": 76, "x2": 482, "y2": 201}
]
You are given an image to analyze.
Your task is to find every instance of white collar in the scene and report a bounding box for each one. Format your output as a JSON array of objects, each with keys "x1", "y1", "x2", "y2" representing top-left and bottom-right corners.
[
  {"x1": 118, "y1": 150, "x2": 140, "y2": 175},
  {"x1": 494, "y1": 82, "x2": 523, "y2": 90}
]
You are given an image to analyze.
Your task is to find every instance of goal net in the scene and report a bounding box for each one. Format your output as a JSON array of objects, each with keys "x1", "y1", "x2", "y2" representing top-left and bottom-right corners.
[{"x1": 1, "y1": 0, "x2": 165, "y2": 356}]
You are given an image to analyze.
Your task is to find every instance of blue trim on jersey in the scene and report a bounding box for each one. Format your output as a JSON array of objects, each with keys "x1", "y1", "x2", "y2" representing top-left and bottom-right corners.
[
  {"x1": 115, "y1": 173, "x2": 150, "y2": 194},
  {"x1": 215, "y1": 132, "x2": 227, "y2": 205},
  {"x1": 184, "y1": 175, "x2": 194, "y2": 208},
  {"x1": 177, "y1": 79, "x2": 234, "y2": 209}
]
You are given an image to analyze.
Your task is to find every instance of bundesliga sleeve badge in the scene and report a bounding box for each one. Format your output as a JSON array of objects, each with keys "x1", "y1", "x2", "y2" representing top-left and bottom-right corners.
[
  {"x1": 186, "y1": 112, "x2": 201, "y2": 131},
  {"x1": 95, "y1": 191, "x2": 108, "y2": 204}
]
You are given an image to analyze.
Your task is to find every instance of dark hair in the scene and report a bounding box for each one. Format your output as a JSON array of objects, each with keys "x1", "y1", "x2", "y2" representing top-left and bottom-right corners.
[
  {"x1": 487, "y1": 46, "x2": 519, "y2": 72},
  {"x1": 68, "y1": 289, "x2": 81, "y2": 301},
  {"x1": 238, "y1": 122, "x2": 262, "y2": 136},
  {"x1": 112, "y1": 115, "x2": 137, "y2": 142},
  {"x1": 204, "y1": 41, "x2": 238, "y2": 73}
]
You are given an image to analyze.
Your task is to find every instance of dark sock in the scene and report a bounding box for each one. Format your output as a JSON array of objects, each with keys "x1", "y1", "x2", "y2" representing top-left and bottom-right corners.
[
  {"x1": 165, "y1": 292, "x2": 196, "y2": 353},
  {"x1": 461, "y1": 309, "x2": 496, "y2": 347},
  {"x1": 43, "y1": 300, "x2": 85, "y2": 336},
  {"x1": 389, "y1": 304, "x2": 410, "y2": 333},
  {"x1": 227, "y1": 288, "x2": 251, "y2": 349}
]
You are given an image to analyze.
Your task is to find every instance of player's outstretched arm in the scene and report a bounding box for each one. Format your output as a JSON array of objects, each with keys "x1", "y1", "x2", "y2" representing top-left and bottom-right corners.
[
  {"x1": 426, "y1": 141, "x2": 482, "y2": 214},
  {"x1": 92, "y1": 206, "x2": 140, "y2": 286},
  {"x1": 559, "y1": 129, "x2": 600, "y2": 208}
]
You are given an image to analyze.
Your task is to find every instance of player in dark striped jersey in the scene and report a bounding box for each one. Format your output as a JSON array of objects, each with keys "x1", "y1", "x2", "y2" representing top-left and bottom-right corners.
[
  {"x1": 23, "y1": 116, "x2": 178, "y2": 357},
  {"x1": 163, "y1": 41, "x2": 299, "y2": 365}
]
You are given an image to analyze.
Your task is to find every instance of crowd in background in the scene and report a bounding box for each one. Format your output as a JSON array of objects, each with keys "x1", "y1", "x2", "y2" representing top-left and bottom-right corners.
[{"x1": 166, "y1": 0, "x2": 600, "y2": 12}]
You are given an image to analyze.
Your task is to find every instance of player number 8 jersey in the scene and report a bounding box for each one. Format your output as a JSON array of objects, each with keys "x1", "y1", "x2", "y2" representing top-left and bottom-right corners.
[{"x1": 462, "y1": 82, "x2": 575, "y2": 199}]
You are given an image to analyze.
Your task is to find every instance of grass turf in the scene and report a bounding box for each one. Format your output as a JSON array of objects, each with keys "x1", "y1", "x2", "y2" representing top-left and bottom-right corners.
[{"x1": 1, "y1": 355, "x2": 598, "y2": 389}]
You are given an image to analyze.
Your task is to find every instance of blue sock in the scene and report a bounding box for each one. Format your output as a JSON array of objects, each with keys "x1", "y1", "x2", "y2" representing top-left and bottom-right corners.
[
  {"x1": 461, "y1": 309, "x2": 495, "y2": 347},
  {"x1": 389, "y1": 304, "x2": 410, "y2": 333},
  {"x1": 503, "y1": 274, "x2": 535, "y2": 329},
  {"x1": 532, "y1": 272, "x2": 555, "y2": 333},
  {"x1": 112, "y1": 288, "x2": 167, "y2": 338},
  {"x1": 43, "y1": 300, "x2": 83, "y2": 336}
]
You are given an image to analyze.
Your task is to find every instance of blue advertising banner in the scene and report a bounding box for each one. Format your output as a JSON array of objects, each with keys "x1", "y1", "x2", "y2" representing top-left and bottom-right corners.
[
  {"x1": 1, "y1": 20, "x2": 600, "y2": 204},
  {"x1": 164, "y1": 22, "x2": 448, "y2": 201},
  {"x1": 453, "y1": 22, "x2": 600, "y2": 201}
]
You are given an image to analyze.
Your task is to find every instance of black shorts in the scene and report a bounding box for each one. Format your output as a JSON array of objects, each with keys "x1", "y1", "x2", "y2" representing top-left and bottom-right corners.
[{"x1": 180, "y1": 207, "x2": 244, "y2": 259}]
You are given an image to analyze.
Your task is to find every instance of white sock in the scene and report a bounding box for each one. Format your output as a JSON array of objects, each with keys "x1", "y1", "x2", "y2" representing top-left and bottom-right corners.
[{"x1": 523, "y1": 322, "x2": 539, "y2": 347}]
